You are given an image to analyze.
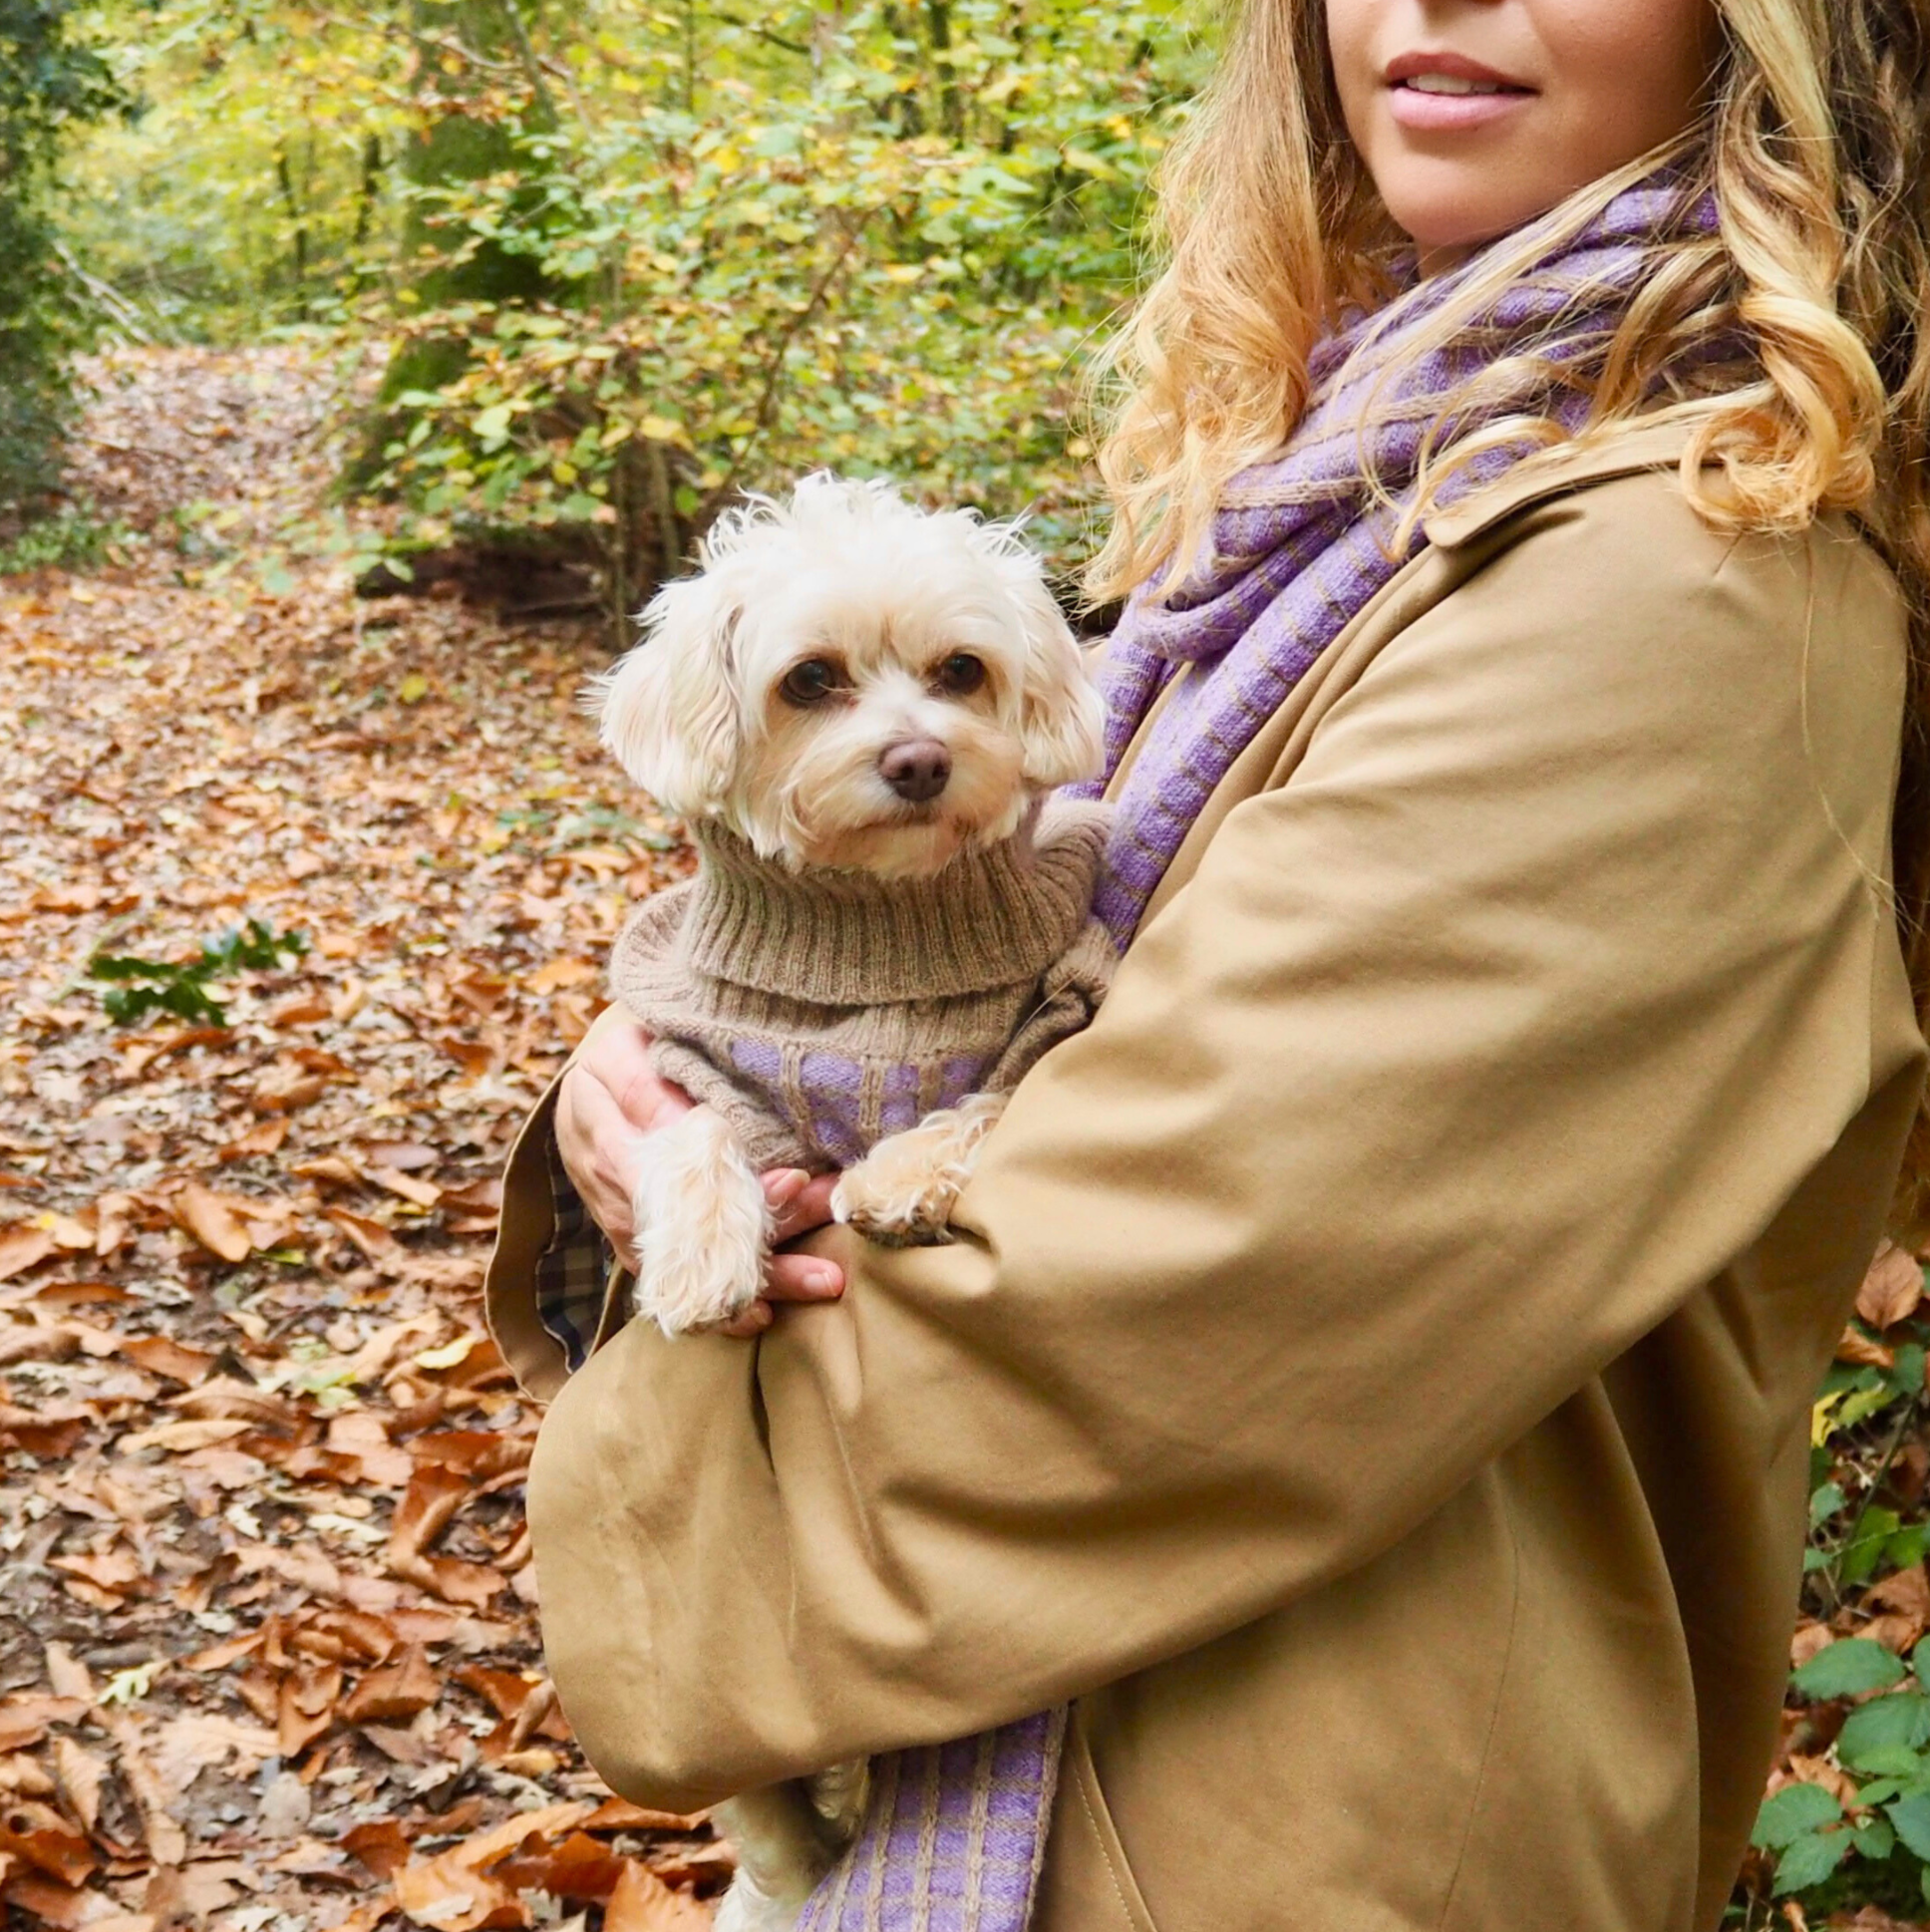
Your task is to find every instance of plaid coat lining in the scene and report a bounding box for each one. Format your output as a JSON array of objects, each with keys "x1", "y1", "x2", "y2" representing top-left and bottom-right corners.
[{"x1": 534, "y1": 1129, "x2": 616, "y2": 1374}]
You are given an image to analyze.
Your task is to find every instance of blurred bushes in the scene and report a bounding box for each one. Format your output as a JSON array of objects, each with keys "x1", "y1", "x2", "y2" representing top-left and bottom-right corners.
[{"x1": 0, "y1": 0, "x2": 122, "y2": 524}]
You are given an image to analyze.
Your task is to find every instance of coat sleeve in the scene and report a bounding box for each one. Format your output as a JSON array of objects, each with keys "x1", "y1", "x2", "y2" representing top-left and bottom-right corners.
[{"x1": 525, "y1": 486, "x2": 1913, "y2": 1811}]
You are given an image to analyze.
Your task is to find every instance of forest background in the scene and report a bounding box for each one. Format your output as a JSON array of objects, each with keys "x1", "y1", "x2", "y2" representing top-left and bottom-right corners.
[
  {"x1": 5, "y1": 2, "x2": 1930, "y2": 1929},
  {"x1": 3, "y1": 0, "x2": 1196, "y2": 613}
]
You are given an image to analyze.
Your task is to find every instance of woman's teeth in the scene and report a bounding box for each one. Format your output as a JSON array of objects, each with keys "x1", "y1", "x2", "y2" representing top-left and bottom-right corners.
[{"x1": 1403, "y1": 75, "x2": 1510, "y2": 95}]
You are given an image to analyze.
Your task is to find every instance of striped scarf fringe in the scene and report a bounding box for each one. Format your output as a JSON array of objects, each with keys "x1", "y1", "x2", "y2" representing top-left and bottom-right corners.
[{"x1": 799, "y1": 1708, "x2": 1068, "y2": 1932}]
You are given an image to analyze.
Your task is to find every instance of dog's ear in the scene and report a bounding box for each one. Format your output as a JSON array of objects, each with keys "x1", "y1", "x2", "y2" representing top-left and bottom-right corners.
[
  {"x1": 593, "y1": 569, "x2": 745, "y2": 815},
  {"x1": 972, "y1": 522, "x2": 1105, "y2": 788}
]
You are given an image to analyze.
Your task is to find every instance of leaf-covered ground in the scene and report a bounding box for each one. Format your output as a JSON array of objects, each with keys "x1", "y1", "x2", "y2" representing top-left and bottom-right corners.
[{"x1": 0, "y1": 348, "x2": 714, "y2": 1932}]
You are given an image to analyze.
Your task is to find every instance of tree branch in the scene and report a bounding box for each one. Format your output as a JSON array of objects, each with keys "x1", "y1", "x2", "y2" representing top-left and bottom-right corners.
[{"x1": 700, "y1": 211, "x2": 871, "y2": 520}]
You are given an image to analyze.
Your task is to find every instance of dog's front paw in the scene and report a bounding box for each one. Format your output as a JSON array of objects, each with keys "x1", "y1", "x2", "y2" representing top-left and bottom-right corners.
[
  {"x1": 631, "y1": 1107, "x2": 772, "y2": 1335},
  {"x1": 831, "y1": 1093, "x2": 1007, "y2": 1248},
  {"x1": 831, "y1": 1156, "x2": 961, "y2": 1246}
]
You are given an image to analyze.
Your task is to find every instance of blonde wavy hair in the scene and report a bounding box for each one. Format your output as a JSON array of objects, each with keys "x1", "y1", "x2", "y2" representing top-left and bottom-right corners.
[{"x1": 1087, "y1": 0, "x2": 1930, "y2": 1234}]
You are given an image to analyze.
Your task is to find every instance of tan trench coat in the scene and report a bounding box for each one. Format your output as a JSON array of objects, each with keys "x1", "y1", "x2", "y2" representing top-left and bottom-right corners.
[{"x1": 487, "y1": 424, "x2": 1927, "y2": 1932}]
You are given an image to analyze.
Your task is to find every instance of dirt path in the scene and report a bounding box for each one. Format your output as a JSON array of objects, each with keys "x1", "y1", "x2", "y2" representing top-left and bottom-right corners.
[{"x1": 0, "y1": 349, "x2": 717, "y2": 1931}]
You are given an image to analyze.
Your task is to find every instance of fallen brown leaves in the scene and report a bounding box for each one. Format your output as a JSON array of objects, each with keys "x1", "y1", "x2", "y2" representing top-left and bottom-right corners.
[{"x1": 0, "y1": 350, "x2": 708, "y2": 1929}]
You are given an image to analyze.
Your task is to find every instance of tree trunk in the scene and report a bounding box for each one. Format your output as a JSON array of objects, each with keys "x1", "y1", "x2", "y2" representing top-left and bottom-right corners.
[{"x1": 925, "y1": 1, "x2": 965, "y2": 141}]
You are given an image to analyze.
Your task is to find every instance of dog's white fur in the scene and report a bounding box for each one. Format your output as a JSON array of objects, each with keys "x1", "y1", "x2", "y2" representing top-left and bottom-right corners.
[
  {"x1": 592, "y1": 475, "x2": 1103, "y2": 1929},
  {"x1": 596, "y1": 472, "x2": 1101, "y2": 878}
]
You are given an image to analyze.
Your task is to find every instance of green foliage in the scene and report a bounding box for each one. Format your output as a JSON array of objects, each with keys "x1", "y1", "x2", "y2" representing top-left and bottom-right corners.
[
  {"x1": 55, "y1": 1, "x2": 1208, "y2": 603},
  {"x1": 1790, "y1": 1638, "x2": 1907, "y2": 1701},
  {"x1": 354, "y1": 0, "x2": 1199, "y2": 613},
  {"x1": 89, "y1": 919, "x2": 309, "y2": 1026},
  {"x1": 1749, "y1": 1645, "x2": 1930, "y2": 1900},
  {"x1": 0, "y1": 499, "x2": 134, "y2": 574},
  {"x1": 1752, "y1": 1265, "x2": 1930, "y2": 1913},
  {"x1": 59, "y1": 0, "x2": 401, "y2": 338},
  {"x1": 1755, "y1": 1782, "x2": 1844, "y2": 1850},
  {"x1": 0, "y1": 0, "x2": 123, "y2": 517}
]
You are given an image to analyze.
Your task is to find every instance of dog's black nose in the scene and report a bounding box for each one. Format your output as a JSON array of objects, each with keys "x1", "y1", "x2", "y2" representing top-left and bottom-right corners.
[{"x1": 879, "y1": 739, "x2": 952, "y2": 803}]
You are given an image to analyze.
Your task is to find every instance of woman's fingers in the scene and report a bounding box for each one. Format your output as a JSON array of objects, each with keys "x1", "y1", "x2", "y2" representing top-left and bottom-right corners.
[
  {"x1": 701, "y1": 1255, "x2": 840, "y2": 1345},
  {"x1": 762, "y1": 1170, "x2": 840, "y2": 1244},
  {"x1": 761, "y1": 1169, "x2": 844, "y2": 1304},
  {"x1": 765, "y1": 1251, "x2": 845, "y2": 1303},
  {"x1": 554, "y1": 1064, "x2": 650, "y2": 1269}
]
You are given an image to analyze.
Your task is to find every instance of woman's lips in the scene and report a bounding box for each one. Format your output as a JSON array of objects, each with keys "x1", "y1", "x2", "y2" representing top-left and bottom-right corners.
[{"x1": 1384, "y1": 52, "x2": 1535, "y2": 134}]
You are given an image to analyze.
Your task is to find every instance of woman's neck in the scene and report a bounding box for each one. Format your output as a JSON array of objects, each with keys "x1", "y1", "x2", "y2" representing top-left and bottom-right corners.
[{"x1": 1415, "y1": 243, "x2": 1474, "y2": 280}]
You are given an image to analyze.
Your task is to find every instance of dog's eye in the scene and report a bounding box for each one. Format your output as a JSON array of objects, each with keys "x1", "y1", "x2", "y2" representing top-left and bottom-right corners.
[
  {"x1": 933, "y1": 653, "x2": 986, "y2": 697},
  {"x1": 781, "y1": 659, "x2": 845, "y2": 707}
]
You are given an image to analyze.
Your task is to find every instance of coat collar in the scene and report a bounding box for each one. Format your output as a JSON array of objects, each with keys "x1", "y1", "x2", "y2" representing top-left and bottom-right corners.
[
  {"x1": 1111, "y1": 420, "x2": 1703, "y2": 814},
  {"x1": 1423, "y1": 419, "x2": 1698, "y2": 549}
]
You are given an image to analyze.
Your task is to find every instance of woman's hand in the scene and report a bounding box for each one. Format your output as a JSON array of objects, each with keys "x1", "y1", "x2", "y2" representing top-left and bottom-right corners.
[{"x1": 553, "y1": 1018, "x2": 844, "y2": 1337}]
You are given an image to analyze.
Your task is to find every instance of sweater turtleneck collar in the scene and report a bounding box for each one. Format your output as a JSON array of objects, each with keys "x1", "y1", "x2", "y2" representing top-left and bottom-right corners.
[{"x1": 674, "y1": 799, "x2": 1109, "y2": 1007}]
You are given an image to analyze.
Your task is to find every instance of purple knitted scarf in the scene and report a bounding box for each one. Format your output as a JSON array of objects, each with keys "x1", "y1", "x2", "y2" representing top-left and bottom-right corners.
[
  {"x1": 800, "y1": 168, "x2": 1715, "y2": 1932},
  {"x1": 1077, "y1": 169, "x2": 1719, "y2": 949}
]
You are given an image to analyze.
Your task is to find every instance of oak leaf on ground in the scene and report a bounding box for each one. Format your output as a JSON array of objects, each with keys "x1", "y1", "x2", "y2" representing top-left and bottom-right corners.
[
  {"x1": 342, "y1": 1645, "x2": 440, "y2": 1725},
  {"x1": 0, "y1": 1227, "x2": 55, "y2": 1280},
  {"x1": 0, "y1": 1801, "x2": 98, "y2": 1887}
]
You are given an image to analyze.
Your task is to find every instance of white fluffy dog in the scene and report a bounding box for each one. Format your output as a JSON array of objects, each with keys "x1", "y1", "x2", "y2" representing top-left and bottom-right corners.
[{"x1": 589, "y1": 474, "x2": 1113, "y2": 1929}]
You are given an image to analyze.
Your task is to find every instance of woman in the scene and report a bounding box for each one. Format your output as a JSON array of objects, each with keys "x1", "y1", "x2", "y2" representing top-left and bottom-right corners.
[{"x1": 486, "y1": 1, "x2": 1930, "y2": 1925}]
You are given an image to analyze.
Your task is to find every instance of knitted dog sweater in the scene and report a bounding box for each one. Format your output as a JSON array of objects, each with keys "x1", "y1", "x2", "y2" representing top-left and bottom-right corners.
[{"x1": 609, "y1": 799, "x2": 1115, "y2": 1173}]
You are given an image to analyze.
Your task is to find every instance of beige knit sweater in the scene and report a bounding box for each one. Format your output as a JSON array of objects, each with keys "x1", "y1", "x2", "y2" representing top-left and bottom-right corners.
[{"x1": 610, "y1": 799, "x2": 1115, "y2": 1173}]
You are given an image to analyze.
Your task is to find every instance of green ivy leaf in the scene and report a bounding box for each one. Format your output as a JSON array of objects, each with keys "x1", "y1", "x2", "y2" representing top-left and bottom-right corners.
[
  {"x1": 1855, "y1": 1814, "x2": 1897, "y2": 1859},
  {"x1": 1889, "y1": 1524, "x2": 1930, "y2": 1574},
  {"x1": 1891, "y1": 1791, "x2": 1930, "y2": 1859},
  {"x1": 1842, "y1": 1506, "x2": 1906, "y2": 1586},
  {"x1": 1896, "y1": 1342, "x2": 1927, "y2": 1399},
  {"x1": 1840, "y1": 1691, "x2": 1930, "y2": 1769},
  {"x1": 1840, "y1": 1745, "x2": 1930, "y2": 1781}
]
